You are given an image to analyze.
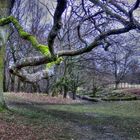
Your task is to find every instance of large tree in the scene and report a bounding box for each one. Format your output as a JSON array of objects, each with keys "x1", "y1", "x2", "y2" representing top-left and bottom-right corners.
[
  {"x1": 0, "y1": 0, "x2": 15, "y2": 108},
  {"x1": 0, "y1": 0, "x2": 140, "y2": 103}
]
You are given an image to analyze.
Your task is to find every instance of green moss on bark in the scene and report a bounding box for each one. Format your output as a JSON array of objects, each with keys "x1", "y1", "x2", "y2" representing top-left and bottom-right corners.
[
  {"x1": 37, "y1": 44, "x2": 51, "y2": 56},
  {"x1": 0, "y1": 16, "x2": 64, "y2": 70},
  {"x1": 0, "y1": 45, "x2": 7, "y2": 109},
  {"x1": 46, "y1": 57, "x2": 63, "y2": 69}
]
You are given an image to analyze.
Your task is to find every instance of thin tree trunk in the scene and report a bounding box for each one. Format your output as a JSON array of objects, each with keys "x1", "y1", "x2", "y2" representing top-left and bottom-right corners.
[
  {"x1": 46, "y1": 79, "x2": 50, "y2": 95},
  {"x1": 115, "y1": 81, "x2": 119, "y2": 89},
  {"x1": 10, "y1": 74, "x2": 15, "y2": 92},
  {"x1": 63, "y1": 86, "x2": 67, "y2": 98},
  {"x1": 3, "y1": 54, "x2": 7, "y2": 92},
  {"x1": 72, "y1": 90, "x2": 76, "y2": 100}
]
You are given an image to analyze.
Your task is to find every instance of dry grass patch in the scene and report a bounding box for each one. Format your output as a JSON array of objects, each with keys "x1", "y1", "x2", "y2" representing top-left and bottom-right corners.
[{"x1": 4, "y1": 92, "x2": 82, "y2": 105}]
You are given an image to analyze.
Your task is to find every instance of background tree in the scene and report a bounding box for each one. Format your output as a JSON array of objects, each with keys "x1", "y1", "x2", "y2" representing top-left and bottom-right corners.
[{"x1": 0, "y1": 0, "x2": 140, "y2": 101}]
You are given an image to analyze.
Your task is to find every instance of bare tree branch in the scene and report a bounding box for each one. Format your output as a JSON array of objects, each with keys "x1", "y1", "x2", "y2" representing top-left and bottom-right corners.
[
  {"x1": 57, "y1": 24, "x2": 135, "y2": 56},
  {"x1": 47, "y1": 0, "x2": 67, "y2": 55},
  {"x1": 10, "y1": 68, "x2": 50, "y2": 83},
  {"x1": 129, "y1": 0, "x2": 140, "y2": 21}
]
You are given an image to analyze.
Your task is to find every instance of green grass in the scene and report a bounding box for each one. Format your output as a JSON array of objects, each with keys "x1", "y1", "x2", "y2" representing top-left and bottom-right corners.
[
  {"x1": 2, "y1": 93, "x2": 140, "y2": 140},
  {"x1": 6, "y1": 101, "x2": 139, "y2": 139},
  {"x1": 44, "y1": 101, "x2": 140, "y2": 139},
  {"x1": 45, "y1": 101, "x2": 140, "y2": 117}
]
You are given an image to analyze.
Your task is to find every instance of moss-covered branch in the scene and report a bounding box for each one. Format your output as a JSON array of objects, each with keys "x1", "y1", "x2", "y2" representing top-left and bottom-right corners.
[
  {"x1": 0, "y1": 16, "x2": 52, "y2": 56},
  {"x1": 0, "y1": 16, "x2": 64, "y2": 82},
  {"x1": 0, "y1": 16, "x2": 64, "y2": 68}
]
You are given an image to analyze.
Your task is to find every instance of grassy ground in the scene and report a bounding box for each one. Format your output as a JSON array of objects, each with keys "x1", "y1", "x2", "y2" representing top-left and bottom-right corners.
[{"x1": 0, "y1": 92, "x2": 140, "y2": 140}]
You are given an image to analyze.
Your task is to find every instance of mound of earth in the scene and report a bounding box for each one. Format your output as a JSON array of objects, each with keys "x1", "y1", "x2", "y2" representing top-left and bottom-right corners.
[
  {"x1": 95, "y1": 89, "x2": 139, "y2": 101},
  {"x1": 123, "y1": 88, "x2": 140, "y2": 96}
]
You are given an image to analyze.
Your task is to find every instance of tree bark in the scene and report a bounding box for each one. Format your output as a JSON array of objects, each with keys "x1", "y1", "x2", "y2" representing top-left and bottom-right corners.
[
  {"x1": 3, "y1": 54, "x2": 7, "y2": 92},
  {"x1": 0, "y1": 46, "x2": 6, "y2": 108},
  {"x1": 115, "y1": 81, "x2": 119, "y2": 89},
  {"x1": 0, "y1": 0, "x2": 14, "y2": 108},
  {"x1": 63, "y1": 85, "x2": 67, "y2": 98},
  {"x1": 72, "y1": 90, "x2": 76, "y2": 100}
]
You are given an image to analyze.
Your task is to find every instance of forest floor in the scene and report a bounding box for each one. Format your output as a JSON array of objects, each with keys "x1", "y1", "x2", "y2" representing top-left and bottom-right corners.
[{"x1": 0, "y1": 92, "x2": 140, "y2": 140}]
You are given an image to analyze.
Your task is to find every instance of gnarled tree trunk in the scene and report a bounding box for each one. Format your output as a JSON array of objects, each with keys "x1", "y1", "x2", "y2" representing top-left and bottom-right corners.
[{"x1": 0, "y1": 0, "x2": 14, "y2": 108}]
